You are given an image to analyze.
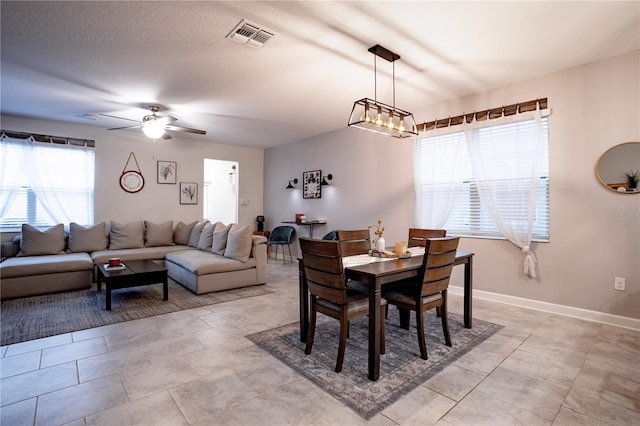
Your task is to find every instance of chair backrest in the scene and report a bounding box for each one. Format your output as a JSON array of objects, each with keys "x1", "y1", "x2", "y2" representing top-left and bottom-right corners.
[
  {"x1": 336, "y1": 229, "x2": 371, "y2": 256},
  {"x1": 299, "y1": 237, "x2": 347, "y2": 304},
  {"x1": 322, "y1": 230, "x2": 340, "y2": 240},
  {"x1": 408, "y1": 228, "x2": 447, "y2": 248},
  {"x1": 419, "y1": 236, "x2": 460, "y2": 297},
  {"x1": 268, "y1": 226, "x2": 295, "y2": 244}
]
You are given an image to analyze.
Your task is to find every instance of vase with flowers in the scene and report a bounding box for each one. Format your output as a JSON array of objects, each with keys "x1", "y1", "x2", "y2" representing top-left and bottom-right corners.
[{"x1": 369, "y1": 219, "x2": 385, "y2": 251}]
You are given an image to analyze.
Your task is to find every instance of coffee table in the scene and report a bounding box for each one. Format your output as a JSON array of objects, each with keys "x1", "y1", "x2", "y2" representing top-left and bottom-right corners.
[{"x1": 96, "y1": 259, "x2": 168, "y2": 310}]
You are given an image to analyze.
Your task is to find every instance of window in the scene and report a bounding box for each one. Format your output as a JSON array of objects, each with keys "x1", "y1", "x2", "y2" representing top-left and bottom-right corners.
[
  {"x1": 415, "y1": 115, "x2": 549, "y2": 241},
  {"x1": 0, "y1": 136, "x2": 95, "y2": 230}
]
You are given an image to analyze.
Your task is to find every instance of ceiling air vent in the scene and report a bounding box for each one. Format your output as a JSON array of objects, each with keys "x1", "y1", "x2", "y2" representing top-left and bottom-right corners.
[{"x1": 226, "y1": 19, "x2": 276, "y2": 49}]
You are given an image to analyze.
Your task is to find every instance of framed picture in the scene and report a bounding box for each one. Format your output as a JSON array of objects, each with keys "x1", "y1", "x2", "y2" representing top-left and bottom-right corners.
[
  {"x1": 157, "y1": 161, "x2": 176, "y2": 184},
  {"x1": 303, "y1": 170, "x2": 321, "y2": 199},
  {"x1": 180, "y1": 182, "x2": 198, "y2": 204}
]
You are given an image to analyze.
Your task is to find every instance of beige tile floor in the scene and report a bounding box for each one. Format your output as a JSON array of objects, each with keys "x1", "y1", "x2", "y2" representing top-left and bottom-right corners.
[{"x1": 1, "y1": 261, "x2": 639, "y2": 425}]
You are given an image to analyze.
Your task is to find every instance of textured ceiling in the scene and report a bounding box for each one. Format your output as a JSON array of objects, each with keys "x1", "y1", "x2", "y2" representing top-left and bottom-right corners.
[{"x1": 1, "y1": 1, "x2": 638, "y2": 148}]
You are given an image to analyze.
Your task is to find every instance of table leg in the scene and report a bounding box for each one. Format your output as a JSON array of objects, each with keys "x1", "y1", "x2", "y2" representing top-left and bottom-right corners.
[
  {"x1": 464, "y1": 256, "x2": 473, "y2": 328},
  {"x1": 163, "y1": 275, "x2": 168, "y2": 301},
  {"x1": 298, "y1": 258, "x2": 309, "y2": 343},
  {"x1": 106, "y1": 284, "x2": 112, "y2": 311},
  {"x1": 97, "y1": 274, "x2": 102, "y2": 292},
  {"x1": 368, "y1": 284, "x2": 381, "y2": 381}
]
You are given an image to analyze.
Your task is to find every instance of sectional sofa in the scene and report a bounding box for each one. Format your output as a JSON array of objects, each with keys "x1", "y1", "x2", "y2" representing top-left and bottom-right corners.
[{"x1": 0, "y1": 220, "x2": 267, "y2": 299}]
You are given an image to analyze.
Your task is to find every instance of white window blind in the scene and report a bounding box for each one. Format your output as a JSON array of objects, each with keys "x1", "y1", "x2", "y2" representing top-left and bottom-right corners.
[
  {"x1": 0, "y1": 136, "x2": 95, "y2": 230},
  {"x1": 415, "y1": 116, "x2": 549, "y2": 241}
]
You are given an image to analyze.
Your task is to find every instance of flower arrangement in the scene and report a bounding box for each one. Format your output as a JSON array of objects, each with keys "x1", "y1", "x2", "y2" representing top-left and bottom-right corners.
[{"x1": 368, "y1": 219, "x2": 384, "y2": 242}]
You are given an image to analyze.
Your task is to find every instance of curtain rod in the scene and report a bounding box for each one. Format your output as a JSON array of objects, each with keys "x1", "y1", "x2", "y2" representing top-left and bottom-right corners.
[
  {"x1": 418, "y1": 98, "x2": 548, "y2": 132},
  {"x1": 0, "y1": 129, "x2": 95, "y2": 148}
]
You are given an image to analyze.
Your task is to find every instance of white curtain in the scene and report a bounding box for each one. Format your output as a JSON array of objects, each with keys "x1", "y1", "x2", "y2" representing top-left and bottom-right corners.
[
  {"x1": 414, "y1": 131, "x2": 468, "y2": 228},
  {"x1": 0, "y1": 134, "x2": 22, "y2": 219},
  {"x1": 464, "y1": 110, "x2": 545, "y2": 277},
  {"x1": 0, "y1": 134, "x2": 94, "y2": 226}
]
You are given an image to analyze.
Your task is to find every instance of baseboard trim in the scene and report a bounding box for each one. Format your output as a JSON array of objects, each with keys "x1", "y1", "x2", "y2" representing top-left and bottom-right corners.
[{"x1": 448, "y1": 285, "x2": 640, "y2": 331}]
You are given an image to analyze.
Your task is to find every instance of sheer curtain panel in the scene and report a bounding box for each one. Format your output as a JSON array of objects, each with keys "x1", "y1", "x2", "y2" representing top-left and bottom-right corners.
[
  {"x1": 0, "y1": 134, "x2": 95, "y2": 229},
  {"x1": 464, "y1": 110, "x2": 546, "y2": 277}
]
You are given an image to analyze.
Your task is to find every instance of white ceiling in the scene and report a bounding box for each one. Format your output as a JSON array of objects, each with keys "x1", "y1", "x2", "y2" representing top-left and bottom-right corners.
[{"x1": 1, "y1": 1, "x2": 638, "y2": 148}]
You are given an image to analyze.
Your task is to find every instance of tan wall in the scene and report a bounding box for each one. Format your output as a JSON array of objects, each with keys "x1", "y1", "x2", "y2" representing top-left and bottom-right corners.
[{"x1": 265, "y1": 50, "x2": 640, "y2": 320}]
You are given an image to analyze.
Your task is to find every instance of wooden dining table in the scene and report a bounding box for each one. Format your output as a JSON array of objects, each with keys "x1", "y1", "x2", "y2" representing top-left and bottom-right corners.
[{"x1": 297, "y1": 248, "x2": 474, "y2": 381}]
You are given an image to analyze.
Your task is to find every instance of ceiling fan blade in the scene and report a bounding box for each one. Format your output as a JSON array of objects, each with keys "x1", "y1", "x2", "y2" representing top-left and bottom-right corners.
[
  {"x1": 161, "y1": 132, "x2": 172, "y2": 140},
  {"x1": 164, "y1": 125, "x2": 207, "y2": 135},
  {"x1": 107, "y1": 125, "x2": 141, "y2": 130},
  {"x1": 155, "y1": 116, "x2": 177, "y2": 125},
  {"x1": 99, "y1": 113, "x2": 140, "y2": 123}
]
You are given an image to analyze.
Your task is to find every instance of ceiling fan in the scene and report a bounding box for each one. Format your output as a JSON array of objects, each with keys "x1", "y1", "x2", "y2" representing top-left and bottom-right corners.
[{"x1": 100, "y1": 105, "x2": 206, "y2": 139}]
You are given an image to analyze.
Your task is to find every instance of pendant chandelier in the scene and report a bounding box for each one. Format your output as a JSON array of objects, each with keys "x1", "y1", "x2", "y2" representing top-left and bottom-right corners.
[{"x1": 348, "y1": 45, "x2": 418, "y2": 138}]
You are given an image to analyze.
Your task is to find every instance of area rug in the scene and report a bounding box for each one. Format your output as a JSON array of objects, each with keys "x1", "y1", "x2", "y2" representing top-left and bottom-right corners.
[
  {"x1": 1, "y1": 281, "x2": 272, "y2": 346},
  {"x1": 247, "y1": 310, "x2": 501, "y2": 420}
]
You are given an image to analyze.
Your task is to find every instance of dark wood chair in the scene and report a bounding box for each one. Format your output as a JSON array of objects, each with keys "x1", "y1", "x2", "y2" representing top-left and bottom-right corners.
[
  {"x1": 336, "y1": 229, "x2": 371, "y2": 256},
  {"x1": 407, "y1": 228, "x2": 446, "y2": 248},
  {"x1": 384, "y1": 236, "x2": 460, "y2": 360},
  {"x1": 299, "y1": 237, "x2": 386, "y2": 373}
]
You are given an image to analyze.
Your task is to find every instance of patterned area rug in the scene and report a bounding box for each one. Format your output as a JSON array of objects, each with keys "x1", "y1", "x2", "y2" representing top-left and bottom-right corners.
[
  {"x1": 247, "y1": 310, "x2": 501, "y2": 420},
  {"x1": 1, "y1": 281, "x2": 271, "y2": 346}
]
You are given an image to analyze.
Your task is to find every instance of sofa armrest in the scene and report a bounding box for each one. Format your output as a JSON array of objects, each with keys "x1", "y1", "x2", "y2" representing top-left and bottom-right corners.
[{"x1": 251, "y1": 235, "x2": 268, "y2": 284}]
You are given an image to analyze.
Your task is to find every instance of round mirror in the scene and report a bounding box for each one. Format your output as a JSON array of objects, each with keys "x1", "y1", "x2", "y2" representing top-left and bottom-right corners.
[{"x1": 596, "y1": 142, "x2": 640, "y2": 193}]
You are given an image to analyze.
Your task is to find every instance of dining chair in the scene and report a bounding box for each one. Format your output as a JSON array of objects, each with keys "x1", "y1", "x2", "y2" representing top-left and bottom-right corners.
[
  {"x1": 407, "y1": 228, "x2": 447, "y2": 248},
  {"x1": 336, "y1": 229, "x2": 371, "y2": 256},
  {"x1": 384, "y1": 236, "x2": 460, "y2": 360},
  {"x1": 266, "y1": 225, "x2": 295, "y2": 264},
  {"x1": 322, "y1": 230, "x2": 340, "y2": 240},
  {"x1": 299, "y1": 237, "x2": 386, "y2": 373}
]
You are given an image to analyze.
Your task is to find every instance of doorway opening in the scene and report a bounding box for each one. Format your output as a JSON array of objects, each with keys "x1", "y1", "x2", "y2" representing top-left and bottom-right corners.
[{"x1": 203, "y1": 159, "x2": 238, "y2": 224}]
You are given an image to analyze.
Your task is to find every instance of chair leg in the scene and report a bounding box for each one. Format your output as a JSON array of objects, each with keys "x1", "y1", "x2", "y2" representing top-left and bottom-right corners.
[
  {"x1": 305, "y1": 296, "x2": 317, "y2": 355},
  {"x1": 336, "y1": 309, "x2": 348, "y2": 372},
  {"x1": 287, "y1": 243, "x2": 293, "y2": 263},
  {"x1": 281, "y1": 244, "x2": 286, "y2": 264},
  {"x1": 416, "y1": 303, "x2": 428, "y2": 360},
  {"x1": 399, "y1": 308, "x2": 410, "y2": 330},
  {"x1": 441, "y1": 291, "x2": 452, "y2": 347},
  {"x1": 380, "y1": 304, "x2": 386, "y2": 355}
]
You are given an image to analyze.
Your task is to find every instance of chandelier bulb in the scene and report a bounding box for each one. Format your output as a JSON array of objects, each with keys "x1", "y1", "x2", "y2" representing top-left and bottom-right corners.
[
  {"x1": 374, "y1": 107, "x2": 384, "y2": 127},
  {"x1": 386, "y1": 112, "x2": 395, "y2": 130},
  {"x1": 398, "y1": 117, "x2": 406, "y2": 132}
]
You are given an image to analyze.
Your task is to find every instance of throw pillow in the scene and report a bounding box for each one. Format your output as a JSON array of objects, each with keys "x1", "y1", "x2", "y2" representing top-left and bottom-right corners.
[
  {"x1": 109, "y1": 221, "x2": 144, "y2": 250},
  {"x1": 188, "y1": 221, "x2": 210, "y2": 248},
  {"x1": 212, "y1": 223, "x2": 233, "y2": 255},
  {"x1": 173, "y1": 221, "x2": 197, "y2": 245},
  {"x1": 144, "y1": 220, "x2": 175, "y2": 247},
  {"x1": 197, "y1": 223, "x2": 215, "y2": 251},
  {"x1": 224, "y1": 224, "x2": 253, "y2": 262},
  {"x1": 68, "y1": 222, "x2": 108, "y2": 253},
  {"x1": 17, "y1": 223, "x2": 65, "y2": 256}
]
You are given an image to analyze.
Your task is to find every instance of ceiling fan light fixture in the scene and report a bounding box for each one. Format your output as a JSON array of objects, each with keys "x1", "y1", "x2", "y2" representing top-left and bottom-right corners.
[
  {"x1": 142, "y1": 122, "x2": 165, "y2": 139},
  {"x1": 348, "y1": 45, "x2": 418, "y2": 138}
]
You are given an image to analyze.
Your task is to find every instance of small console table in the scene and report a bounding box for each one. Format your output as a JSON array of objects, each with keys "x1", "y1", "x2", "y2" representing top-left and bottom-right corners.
[{"x1": 281, "y1": 220, "x2": 326, "y2": 238}]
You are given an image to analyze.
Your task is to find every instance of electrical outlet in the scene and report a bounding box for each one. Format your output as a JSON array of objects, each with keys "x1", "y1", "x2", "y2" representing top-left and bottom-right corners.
[{"x1": 614, "y1": 277, "x2": 626, "y2": 291}]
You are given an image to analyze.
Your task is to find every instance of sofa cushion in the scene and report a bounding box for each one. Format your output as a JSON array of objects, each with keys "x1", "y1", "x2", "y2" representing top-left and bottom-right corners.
[
  {"x1": 197, "y1": 223, "x2": 216, "y2": 251},
  {"x1": 109, "y1": 221, "x2": 144, "y2": 250},
  {"x1": 1, "y1": 252, "x2": 93, "y2": 278},
  {"x1": 224, "y1": 225, "x2": 253, "y2": 263},
  {"x1": 68, "y1": 222, "x2": 108, "y2": 253},
  {"x1": 212, "y1": 223, "x2": 232, "y2": 255},
  {"x1": 145, "y1": 220, "x2": 175, "y2": 247},
  {"x1": 166, "y1": 250, "x2": 256, "y2": 275},
  {"x1": 188, "y1": 221, "x2": 209, "y2": 248},
  {"x1": 173, "y1": 221, "x2": 197, "y2": 245},
  {"x1": 17, "y1": 223, "x2": 65, "y2": 256}
]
